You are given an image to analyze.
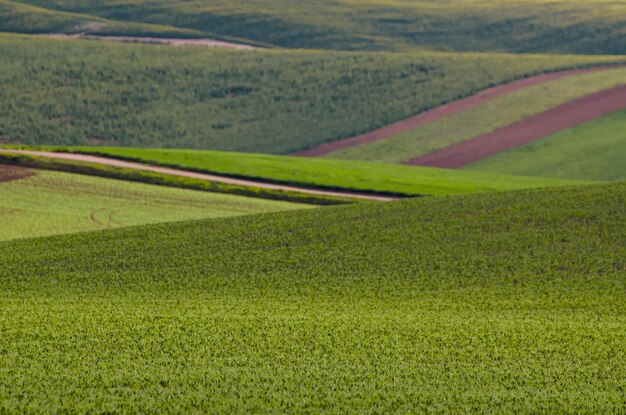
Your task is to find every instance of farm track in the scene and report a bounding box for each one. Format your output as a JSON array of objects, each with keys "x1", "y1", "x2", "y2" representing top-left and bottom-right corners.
[
  {"x1": 0, "y1": 150, "x2": 398, "y2": 202},
  {"x1": 0, "y1": 164, "x2": 35, "y2": 183},
  {"x1": 293, "y1": 65, "x2": 625, "y2": 157},
  {"x1": 89, "y1": 208, "x2": 123, "y2": 227},
  {"x1": 46, "y1": 34, "x2": 256, "y2": 50},
  {"x1": 406, "y1": 85, "x2": 626, "y2": 168}
]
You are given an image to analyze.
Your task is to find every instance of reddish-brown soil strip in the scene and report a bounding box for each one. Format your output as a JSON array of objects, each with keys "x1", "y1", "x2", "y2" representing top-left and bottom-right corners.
[
  {"x1": 46, "y1": 34, "x2": 256, "y2": 50},
  {"x1": 405, "y1": 85, "x2": 626, "y2": 168},
  {"x1": 0, "y1": 164, "x2": 35, "y2": 183},
  {"x1": 293, "y1": 65, "x2": 624, "y2": 157},
  {"x1": 0, "y1": 150, "x2": 397, "y2": 202}
]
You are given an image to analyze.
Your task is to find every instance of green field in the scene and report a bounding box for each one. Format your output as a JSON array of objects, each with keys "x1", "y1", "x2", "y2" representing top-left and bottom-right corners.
[
  {"x1": 22, "y1": 146, "x2": 591, "y2": 196},
  {"x1": 2, "y1": 2, "x2": 626, "y2": 412},
  {"x1": 5, "y1": 0, "x2": 626, "y2": 54},
  {"x1": 329, "y1": 67, "x2": 626, "y2": 163},
  {"x1": 0, "y1": 0, "x2": 208, "y2": 38},
  {"x1": 466, "y1": 109, "x2": 626, "y2": 181},
  {"x1": 0, "y1": 150, "x2": 359, "y2": 205},
  {"x1": 2, "y1": 34, "x2": 625, "y2": 153},
  {"x1": 0, "y1": 167, "x2": 308, "y2": 241},
  {"x1": 0, "y1": 181, "x2": 624, "y2": 412}
]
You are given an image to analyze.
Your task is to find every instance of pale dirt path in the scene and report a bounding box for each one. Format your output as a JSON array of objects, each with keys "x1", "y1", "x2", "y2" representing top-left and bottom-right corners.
[
  {"x1": 293, "y1": 65, "x2": 626, "y2": 157},
  {"x1": 0, "y1": 150, "x2": 398, "y2": 202},
  {"x1": 47, "y1": 34, "x2": 256, "y2": 50},
  {"x1": 406, "y1": 85, "x2": 626, "y2": 168}
]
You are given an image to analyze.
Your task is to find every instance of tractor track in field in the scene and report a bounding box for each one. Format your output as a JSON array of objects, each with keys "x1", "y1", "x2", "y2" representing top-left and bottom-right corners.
[
  {"x1": 0, "y1": 150, "x2": 398, "y2": 202},
  {"x1": 293, "y1": 65, "x2": 626, "y2": 157},
  {"x1": 406, "y1": 85, "x2": 626, "y2": 168}
]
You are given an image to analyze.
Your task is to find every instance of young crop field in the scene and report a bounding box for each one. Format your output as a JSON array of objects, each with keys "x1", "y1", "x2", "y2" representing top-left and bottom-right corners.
[
  {"x1": 328, "y1": 67, "x2": 626, "y2": 163},
  {"x1": 466, "y1": 108, "x2": 626, "y2": 181},
  {"x1": 26, "y1": 146, "x2": 592, "y2": 196},
  {"x1": 2, "y1": 1, "x2": 626, "y2": 412},
  {"x1": 6, "y1": 0, "x2": 626, "y2": 54},
  {"x1": 2, "y1": 34, "x2": 625, "y2": 154},
  {"x1": 0, "y1": 0, "x2": 206, "y2": 38},
  {"x1": 0, "y1": 166, "x2": 308, "y2": 241},
  {"x1": 0, "y1": 181, "x2": 624, "y2": 412}
]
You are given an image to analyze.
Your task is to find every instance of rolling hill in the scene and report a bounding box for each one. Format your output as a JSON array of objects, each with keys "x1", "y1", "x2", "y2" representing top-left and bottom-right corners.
[
  {"x1": 0, "y1": 0, "x2": 626, "y2": 415},
  {"x1": 6, "y1": 0, "x2": 626, "y2": 54},
  {"x1": 326, "y1": 66, "x2": 626, "y2": 163},
  {"x1": 2, "y1": 0, "x2": 625, "y2": 412},
  {"x1": 0, "y1": 0, "x2": 207, "y2": 38},
  {"x1": 0, "y1": 165, "x2": 309, "y2": 241},
  {"x1": 0, "y1": 181, "x2": 624, "y2": 412},
  {"x1": 1, "y1": 33, "x2": 625, "y2": 153}
]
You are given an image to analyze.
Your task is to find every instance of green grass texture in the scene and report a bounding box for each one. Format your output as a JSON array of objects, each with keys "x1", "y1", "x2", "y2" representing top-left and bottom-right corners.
[
  {"x1": 31, "y1": 146, "x2": 593, "y2": 196},
  {"x1": 466, "y1": 108, "x2": 626, "y2": 181},
  {"x1": 330, "y1": 67, "x2": 626, "y2": 163},
  {"x1": 0, "y1": 168, "x2": 309, "y2": 241},
  {"x1": 0, "y1": 181, "x2": 624, "y2": 412},
  {"x1": 6, "y1": 0, "x2": 626, "y2": 54},
  {"x1": 1, "y1": 33, "x2": 624, "y2": 153},
  {"x1": 0, "y1": 0, "x2": 208, "y2": 38}
]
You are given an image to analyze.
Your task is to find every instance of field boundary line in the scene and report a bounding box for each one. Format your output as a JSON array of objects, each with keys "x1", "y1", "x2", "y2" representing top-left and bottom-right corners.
[
  {"x1": 406, "y1": 85, "x2": 626, "y2": 168},
  {"x1": 293, "y1": 65, "x2": 626, "y2": 157},
  {"x1": 0, "y1": 150, "x2": 398, "y2": 202}
]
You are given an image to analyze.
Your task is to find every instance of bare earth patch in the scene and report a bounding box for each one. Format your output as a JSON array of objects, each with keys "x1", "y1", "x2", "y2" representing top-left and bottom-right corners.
[
  {"x1": 293, "y1": 66, "x2": 624, "y2": 157},
  {"x1": 47, "y1": 34, "x2": 256, "y2": 50},
  {"x1": 406, "y1": 85, "x2": 626, "y2": 168},
  {"x1": 0, "y1": 164, "x2": 35, "y2": 183}
]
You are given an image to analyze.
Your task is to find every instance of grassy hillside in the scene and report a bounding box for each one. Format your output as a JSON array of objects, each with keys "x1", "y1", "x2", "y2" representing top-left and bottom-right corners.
[
  {"x1": 25, "y1": 146, "x2": 591, "y2": 196},
  {"x1": 466, "y1": 109, "x2": 626, "y2": 181},
  {"x1": 2, "y1": 34, "x2": 624, "y2": 153},
  {"x1": 330, "y1": 67, "x2": 626, "y2": 163},
  {"x1": 0, "y1": 0, "x2": 92, "y2": 33},
  {"x1": 0, "y1": 182, "x2": 624, "y2": 412},
  {"x1": 9, "y1": 0, "x2": 626, "y2": 54},
  {"x1": 0, "y1": 0, "x2": 207, "y2": 37},
  {"x1": 0, "y1": 166, "x2": 308, "y2": 241}
]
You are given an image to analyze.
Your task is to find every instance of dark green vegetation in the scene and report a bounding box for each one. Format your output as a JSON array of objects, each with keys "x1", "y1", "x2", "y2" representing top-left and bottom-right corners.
[
  {"x1": 2, "y1": 34, "x2": 625, "y2": 153},
  {"x1": 5, "y1": 0, "x2": 626, "y2": 54},
  {"x1": 467, "y1": 108, "x2": 626, "y2": 181},
  {"x1": 25, "y1": 146, "x2": 590, "y2": 196},
  {"x1": 1, "y1": 182, "x2": 624, "y2": 412},
  {"x1": 0, "y1": 167, "x2": 309, "y2": 241},
  {"x1": 0, "y1": 152, "x2": 354, "y2": 205},
  {"x1": 0, "y1": 0, "x2": 206, "y2": 38}
]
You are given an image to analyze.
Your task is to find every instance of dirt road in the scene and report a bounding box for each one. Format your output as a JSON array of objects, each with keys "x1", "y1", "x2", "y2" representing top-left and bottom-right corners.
[
  {"x1": 293, "y1": 65, "x2": 625, "y2": 157},
  {"x1": 47, "y1": 34, "x2": 256, "y2": 50},
  {"x1": 0, "y1": 150, "x2": 398, "y2": 202},
  {"x1": 406, "y1": 85, "x2": 626, "y2": 168}
]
